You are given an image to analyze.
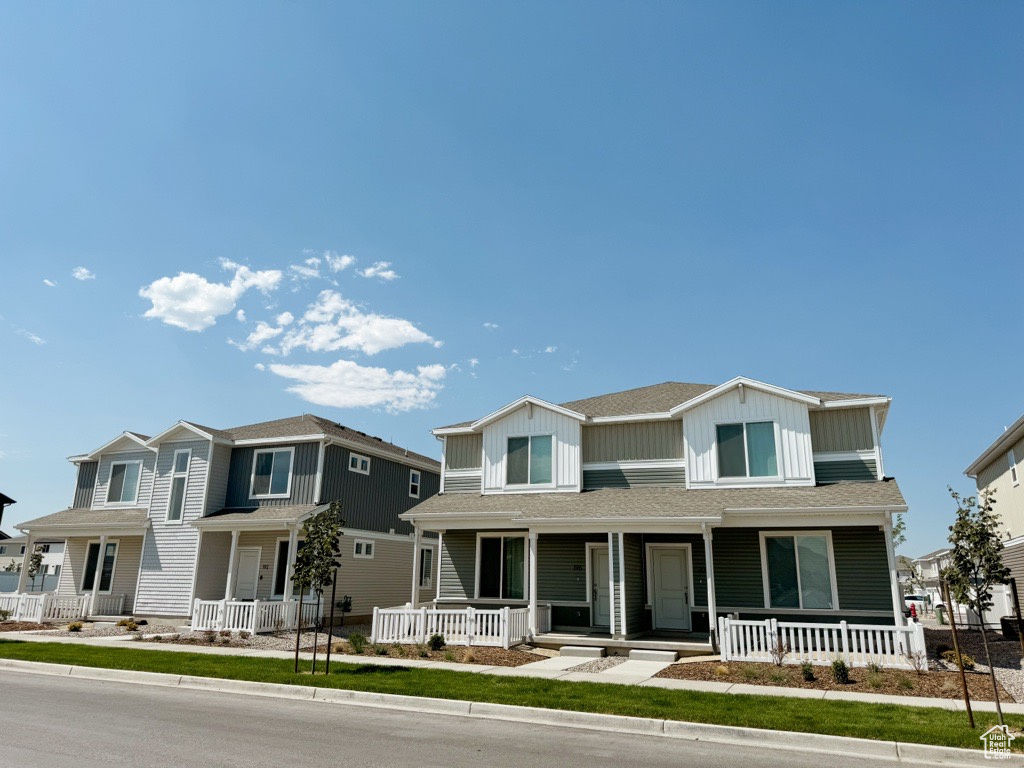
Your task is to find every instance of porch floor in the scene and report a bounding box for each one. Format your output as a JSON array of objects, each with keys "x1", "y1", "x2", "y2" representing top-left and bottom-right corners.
[{"x1": 533, "y1": 629, "x2": 713, "y2": 656}]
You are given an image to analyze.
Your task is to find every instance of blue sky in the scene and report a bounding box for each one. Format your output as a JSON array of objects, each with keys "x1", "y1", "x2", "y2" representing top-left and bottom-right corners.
[{"x1": 0, "y1": 3, "x2": 1021, "y2": 557}]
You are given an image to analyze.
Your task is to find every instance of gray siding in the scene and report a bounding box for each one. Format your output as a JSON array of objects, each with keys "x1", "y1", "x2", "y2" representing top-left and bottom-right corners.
[
  {"x1": 205, "y1": 442, "x2": 232, "y2": 514},
  {"x1": 536, "y1": 533, "x2": 605, "y2": 602},
  {"x1": 712, "y1": 528, "x2": 764, "y2": 608},
  {"x1": 443, "y1": 473, "x2": 481, "y2": 493},
  {"x1": 337, "y1": 534, "x2": 421, "y2": 617},
  {"x1": 582, "y1": 422, "x2": 683, "y2": 463},
  {"x1": 93, "y1": 449, "x2": 157, "y2": 509},
  {"x1": 623, "y1": 534, "x2": 644, "y2": 635},
  {"x1": 583, "y1": 466, "x2": 685, "y2": 490},
  {"x1": 194, "y1": 530, "x2": 231, "y2": 601},
  {"x1": 225, "y1": 442, "x2": 319, "y2": 507},
  {"x1": 446, "y1": 435, "x2": 483, "y2": 470},
  {"x1": 810, "y1": 408, "x2": 874, "y2": 453},
  {"x1": 319, "y1": 445, "x2": 439, "y2": 536},
  {"x1": 73, "y1": 462, "x2": 97, "y2": 508},
  {"x1": 814, "y1": 459, "x2": 878, "y2": 483},
  {"x1": 439, "y1": 531, "x2": 477, "y2": 600}
]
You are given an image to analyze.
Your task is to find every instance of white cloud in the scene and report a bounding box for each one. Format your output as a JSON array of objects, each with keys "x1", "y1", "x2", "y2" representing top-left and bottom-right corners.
[
  {"x1": 72, "y1": 267, "x2": 95, "y2": 281},
  {"x1": 17, "y1": 329, "x2": 45, "y2": 345},
  {"x1": 42, "y1": 279, "x2": 57, "y2": 287},
  {"x1": 269, "y1": 359, "x2": 446, "y2": 412},
  {"x1": 469, "y1": 358, "x2": 479, "y2": 367},
  {"x1": 289, "y1": 260, "x2": 320, "y2": 280},
  {"x1": 544, "y1": 345, "x2": 557, "y2": 354},
  {"x1": 483, "y1": 322, "x2": 499, "y2": 330},
  {"x1": 139, "y1": 259, "x2": 283, "y2": 332},
  {"x1": 254, "y1": 363, "x2": 265, "y2": 371},
  {"x1": 236, "y1": 310, "x2": 247, "y2": 323},
  {"x1": 324, "y1": 252, "x2": 356, "y2": 272},
  {"x1": 229, "y1": 320, "x2": 287, "y2": 351},
  {"x1": 358, "y1": 261, "x2": 399, "y2": 281},
  {"x1": 276, "y1": 311, "x2": 294, "y2": 326}
]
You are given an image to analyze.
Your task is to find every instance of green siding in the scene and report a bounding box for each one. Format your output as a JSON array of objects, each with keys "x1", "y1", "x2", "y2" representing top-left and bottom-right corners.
[
  {"x1": 712, "y1": 528, "x2": 764, "y2": 608},
  {"x1": 443, "y1": 473, "x2": 481, "y2": 493},
  {"x1": 582, "y1": 466, "x2": 686, "y2": 490},
  {"x1": 815, "y1": 459, "x2": 877, "y2": 483},
  {"x1": 446, "y1": 435, "x2": 483, "y2": 470},
  {"x1": 809, "y1": 408, "x2": 874, "y2": 452},
  {"x1": 537, "y1": 534, "x2": 603, "y2": 602},
  {"x1": 833, "y1": 526, "x2": 892, "y2": 611},
  {"x1": 225, "y1": 442, "x2": 320, "y2": 507},
  {"x1": 439, "y1": 531, "x2": 476, "y2": 600},
  {"x1": 623, "y1": 534, "x2": 645, "y2": 635},
  {"x1": 73, "y1": 461, "x2": 97, "y2": 509},
  {"x1": 582, "y1": 422, "x2": 683, "y2": 463}
]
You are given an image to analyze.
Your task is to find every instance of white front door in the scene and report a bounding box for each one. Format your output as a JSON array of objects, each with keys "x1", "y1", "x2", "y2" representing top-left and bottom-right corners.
[
  {"x1": 591, "y1": 546, "x2": 611, "y2": 628},
  {"x1": 233, "y1": 548, "x2": 260, "y2": 600},
  {"x1": 651, "y1": 547, "x2": 690, "y2": 631}
]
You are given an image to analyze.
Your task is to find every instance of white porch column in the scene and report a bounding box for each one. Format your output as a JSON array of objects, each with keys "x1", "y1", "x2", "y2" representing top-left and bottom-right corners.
[
  {"x1": 16, "y1": 534, "x2": 34, "y2": 593},
  {"x1": 883, "y1": 513, "x2": 904, "y2": 625},
  {"x1": 435, "y1": 532, "x2": 444, "y2": 602},
  {"x1": 702, "y1": 523, "x2": 718, "y2": 647},
  {"x1": 607, "y1": 531, "x2": 616, "y2": 638},
  {"x1": 618, "y1": 531, "x2": 627, "y2": 637},
  {"x1": 90, "y1": 534, "x2": 107, "y2": 615},
  {"x1": 223, "y1": 529, "x2": 240, "y2": 601},
  {"x1": 410, "y1": 527, "x2": 422, "y2": 606},
  {"x1": 285, "y1": 526, "x2": 298, "y2": 600},
  {"x1": 528, "y1": 530, "x2": 539, "y2": 636}
]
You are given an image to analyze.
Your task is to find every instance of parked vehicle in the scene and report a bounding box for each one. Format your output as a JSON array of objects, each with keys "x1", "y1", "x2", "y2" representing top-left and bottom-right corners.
[{"x1": 904, "y1": 594, "x2": 927, "y2": 617}]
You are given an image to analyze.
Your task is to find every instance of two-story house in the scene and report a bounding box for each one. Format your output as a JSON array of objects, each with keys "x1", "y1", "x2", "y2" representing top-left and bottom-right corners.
[
  {"x1": 15, "y1": 415, "x2": 440, "y2": 625},
  {"x1": 401, "y1": 377, "x2": 908, "y2": 653}
]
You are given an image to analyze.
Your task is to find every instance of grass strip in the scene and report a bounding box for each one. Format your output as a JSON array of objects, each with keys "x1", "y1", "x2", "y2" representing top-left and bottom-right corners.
[{"x1": 0, "y1": 639, "x2": 1016, "y2": 751}]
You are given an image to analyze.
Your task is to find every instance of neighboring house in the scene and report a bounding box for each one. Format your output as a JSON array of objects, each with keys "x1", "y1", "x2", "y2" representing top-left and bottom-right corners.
[
  {"x1": 911, "y1": 548, "x2": 950, "y2": 608},
  {"x1": 0, "y1": 536, "x2": 26, "y2": 572},
  {"x1": 402, "y1": 377, "x2": 908, "y2": 653},
  {"x1": 0, "y1": 492, "x2": 15, "y2": 531},
  {"x1": 896, "y1": 555, "x2": 916, "y2": 591},
  {"x1": 16, "y1": 415, "x2": 440, "y2": 621},
  {"x1": 0, "y1": 537, "x2": 64, "y2": 593}
]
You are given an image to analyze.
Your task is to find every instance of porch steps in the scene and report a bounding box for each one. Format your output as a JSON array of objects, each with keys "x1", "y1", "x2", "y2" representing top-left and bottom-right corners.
[
  {"x1": 558, "y1": 645, "x2": 605, "y2": 659},
  {"x1": 628, "y1": 649, "x2": 677, "y2": 663}
]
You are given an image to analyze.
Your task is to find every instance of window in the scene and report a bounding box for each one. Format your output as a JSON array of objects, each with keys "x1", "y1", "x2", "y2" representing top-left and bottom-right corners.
[
  {"x1": 349, "y1": 453, "x2": 371, "y2": 475},
  {"x1": 506, "y1": 435, "x2": 553, "y2": 486},
  {"x1": 1011, "y1": 450, "x2": 1019, "y2": 487},
  {"x1": 107, "y1": 461, "x2": 142, "y2": 504},
  {"x1": 717, "y1": 422, "x2": 778, "y2": 479},
  {"x1": 762, "y1": 533, "x2": 835, "y2": 610},
  {"x1": 353, "y1": 539, "x2": 374, "y2": 559},
  {"x1": 81, "y1": 541, "x2": 118, "y2": 593},
  {"x1": 250, "y1": 448, "x2": 293, "y2": 497},
  {"x1": 52, "y1": 564, "x2": 61, "y2": 577},
  {"x1": 19, "y1": 546, "x2": 25, "y2": 555},
  {"x1": 37, "y1": 544, "x2": 50, "y2": 553},
  {"x1": 477, "y1": 535, "x2": 526, "y2": 600},
  {"x1": 272, "y1": 539, "x2": 312, "y2": 597},
  {"x1": 0, "y1": 546, "x2": 6, "y2": 555},
  {"x1": 419, "y1": 547, "x2": 434, "y2": 589},
  {"x1": 409, "y1": 469, "x2": 421, "y2": 498},
  {"x1": 167, "y1": 449, "x2": 190, "y2": 522}
]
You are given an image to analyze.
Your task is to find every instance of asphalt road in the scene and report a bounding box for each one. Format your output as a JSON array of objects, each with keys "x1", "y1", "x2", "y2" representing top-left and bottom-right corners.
[{"x1": 0, "y1": 670, "x2": 897, "y2": 767}]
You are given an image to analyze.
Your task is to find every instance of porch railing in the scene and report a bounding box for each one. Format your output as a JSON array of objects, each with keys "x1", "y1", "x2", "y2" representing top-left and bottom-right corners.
[
  {"x1": 371, "y1": 605, "x2": 531, "y2": 649},
  {"x1": 91, "y1": 594, "x2": 127, "y2": 616},
  {"x1": 0, "y1": 593, "x2": 109, "y2": 623},
  {"x1": 718, "y1": 617, "x2": 928, "y2": 670},
  {"x1": 190, "y1": 599, "x2": 323, "y2": 634}
]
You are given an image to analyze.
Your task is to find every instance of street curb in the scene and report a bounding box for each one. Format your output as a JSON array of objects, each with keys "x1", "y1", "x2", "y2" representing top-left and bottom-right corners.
[{"x1": 0, "y1": 658, "x2": 1007, "y2": 766}]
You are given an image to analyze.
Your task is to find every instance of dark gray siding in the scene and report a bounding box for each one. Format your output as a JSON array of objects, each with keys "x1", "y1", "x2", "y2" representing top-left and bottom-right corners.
[
  {"x1": 583, "y1": 466, "x2": 685, "y2": 490},
  {"x1": 809, "y1": 409, "x2": 874, "y2": 452},
  {"x1": 815, "y1": 459, "x2": 877, "y2": 483},
  {"x1": 225, "y1": 442, "x2": 319, "y2": 507},
  {"x1": 712, "y1": 528, "x2": 764, "y2": 608},
  {"x1": 444, "y1": 473, "x2": 481, "y2": 493},
  {"x1": 319, "y1": 445, "x2": 440, "y2": 536},
  {"x1": 439, "y1": 530, "x2": 477, "y2": 599},
  {"x1": 832, "y1": 526, "x2": 891, "y2": 611},
  {"x1": 446, "y1": 435, "x2": 483, "y2": 470},
  {"x1": 74, "y1": 462, "x2": 97, "y2": 508},
  {"x1": 537, "y1": 534, "x2": 602, "y2": 602},
  {"x1": 582, "y1": 422, "x2": 683, "y2": 463},
  {"x1": 623, "y1": 534, "x2": 645, "y2": 635}
]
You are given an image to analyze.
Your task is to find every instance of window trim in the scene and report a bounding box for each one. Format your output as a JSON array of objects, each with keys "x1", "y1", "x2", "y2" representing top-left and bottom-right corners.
[
  {"x1": 105, "y1": 460, "x2": 143, "y2": 505},
  {"x1": 474, "y1": 532, "x2": 528, "y2": 601},
  {"x1": 348, "y1": 452, "x2": 371, "y2": 476},
  {"x1": 80, "y1": 538, "x2": 120, "y2": 595},
  {"x1": 166, "y1": 448, "x2": 192, "y2": 523},
  {"x1": 758, "y1": 530, "x2": 839, "y2": 611},
  {"x1": 714, "y1": 420, "x2": 782, "y2": 483},
  {"x1": 503, "y1": 434, "x2": 556, "y2": 489},
  {"x1": 249, "y1": 447, "x2": 295, "y2": 499},
  {"x1": 353, "y1": 539, "x2": 375, "y2": 559},
  {"x1": 409, "y1": 469, "x2": 421, "y2": 499},
  {"x1": 1011, "y1": 449, "x2": 1019, "y2": 488}
]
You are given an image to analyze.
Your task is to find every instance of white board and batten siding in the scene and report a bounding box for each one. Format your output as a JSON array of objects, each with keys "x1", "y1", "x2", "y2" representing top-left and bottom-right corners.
[
  {"x1": 135, "y1": 440, "x2": 210, "y2": 615},
  {"x1": 91, "y1": 450, "x2": 158, "y2": 509},
  {"x1": 481, "y1": 404, "x2": 581, "y2": 494},
  {"x1": 685, "y1": 387, "x2": 815, "y2": 488}
]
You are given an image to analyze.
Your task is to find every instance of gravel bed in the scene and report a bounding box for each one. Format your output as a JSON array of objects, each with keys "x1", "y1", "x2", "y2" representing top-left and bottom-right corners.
[
  {"x1": 566, "y1": 656, "x2": 628, "y2": 674},
  {"x1": 149, "y1": 628, "x2": 343, "y2": 651},
  {"x1": 926, "y1": 627, "x2": 1024, "y2": 702},
  {"x1": 38, "y1": 624, "x2": 180, "y2": 638}
]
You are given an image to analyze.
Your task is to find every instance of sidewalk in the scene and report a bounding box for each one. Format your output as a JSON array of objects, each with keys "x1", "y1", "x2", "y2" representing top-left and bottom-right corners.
[{"x1": 2, "y1": 629, "x2": 1022, "y2": 714}]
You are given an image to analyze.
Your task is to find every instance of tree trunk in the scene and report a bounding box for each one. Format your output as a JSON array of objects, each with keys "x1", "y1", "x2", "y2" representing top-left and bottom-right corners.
[
  {"x1": 976, "y1": 595, "x2": 1004, "y2": 725},
  {"x1": 325, "y1": 573, "x2": 337, "y2": 675},
  {"x1": 293, "y1": 592, "x2": 304, "y2": 674},
  {"x1": 310, "y1": 591, "x2": 320, "y2": 675}
]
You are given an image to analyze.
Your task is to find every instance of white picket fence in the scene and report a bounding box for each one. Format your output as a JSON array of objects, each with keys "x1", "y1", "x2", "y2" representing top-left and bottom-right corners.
[
  {"x1": 371, "y1": 605, "x2": 531, "y2": 649},
  {"x1": 190, "y1": 599, "x2": 323, "y2": 634},
  {"x1": 718, "y1": 617, "x2": 928, "y2": 670},
  {"x1": 0, "y1": 593, "x2": 120, "y2": 623}
]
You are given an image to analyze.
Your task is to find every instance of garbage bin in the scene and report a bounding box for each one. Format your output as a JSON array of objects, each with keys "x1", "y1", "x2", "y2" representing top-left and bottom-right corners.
[
  {"x1": 1001, "y1": 616, "x2": 1020, "y2": 641},
  {"x1": 936, "y1": 606, "x2": 946, "y2": 625}
]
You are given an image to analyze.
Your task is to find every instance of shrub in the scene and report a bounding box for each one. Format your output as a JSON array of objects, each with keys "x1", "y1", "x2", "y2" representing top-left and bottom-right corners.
[
  {"x1": 941, "y1": 650, "x2": 975, "y2": 670},
  {"x1": 443, "y1": 649, "x2": 456, "y2": 662},
  {"x1": 935, "y1": 643, "x2": 952, "y2": 656},
  {"x1": 428, "y1": 633, "x2": 446, "y2": 652},
  {"x1": 800, "y1": 661, "x2": 815, "y2": 682},
  {"x1": 896, "y1": 674, "x2": 915, "y2": 690},
  {"x1": 219, "y1": 629, "x2": 231, "y2": 638},
  {"x1": 417, "y1": 644, "x2": 429, "y2": 658},
  {"x1": 203, "y1": 630, "x2": 217, "y2": 643},
  {"x1": 347, "y1": 633, "x2": 367, "y2": 654},
  {"x1": 392, "y1": 643, "x2": 407, "y2": 657},
  {"x1": 373, "y1": 643, "x2": 389, "y2": 656},
  {"x1": 866, "y1": 671, "x2": 883, "y2": 689},
  {"x1": 831, "y1": 658, "x2": 850, "y2": 685},
  {"x1": 220, "y1": 636, "x2": 231, "y2": 644},
  {"x1": 238, "y1": 631, "x2": 250, "y2": 641},
  {"x1": 739, "y1": 665, "x2": 761, "y2": 681},
  {"x1": 0, "y1": 609, "x2": 11, "y2": 622},
  {"x1": 67, "y1": 622, "x2": 83, "y2": 632},
  {"x1": 769, "y1": 638, "x2": 790, "y2": 667},
  {"x1": 332, "y1": 642, "x2": 346, "y2": 654},
  {"x1": 463, "y1": 648, "x2": 476, "y2": 663},
  {"x1": 116, "y1": 618, "x2": 133, "y2": 627},
  {"x1": 713, "y1": 664, "x2": 730, "y2": 677},
  {"x1": 866, "y1": 661, "x2": 882, "y2": 674},
  {"x1": 769, "y1": 671, "x2": 787, "y2": 684}
]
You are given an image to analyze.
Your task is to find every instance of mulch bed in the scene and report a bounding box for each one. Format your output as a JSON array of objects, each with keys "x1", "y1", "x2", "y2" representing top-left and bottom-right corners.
[
  {"x1": 333, "y1": 641, "x2": 546, "y2": 667},
  {"x1": 0, "y1": 621, "x2": 56, "y2": 632},
  {"x1": 656, "y1": 660, "x2": 1013, "y2": 701}
]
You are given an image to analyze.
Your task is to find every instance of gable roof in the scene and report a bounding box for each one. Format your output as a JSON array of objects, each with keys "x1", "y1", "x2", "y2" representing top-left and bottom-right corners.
[
  {"x1": 913, "y1": 548, "x2": 950, "y2": 562},
  {"x1": 965, "y1": 411, "x2": 1024, "y2": 477}
]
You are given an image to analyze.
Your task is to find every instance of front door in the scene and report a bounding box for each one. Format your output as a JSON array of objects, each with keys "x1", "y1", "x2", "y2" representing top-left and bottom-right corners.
[
  {"x1": 591, "y1": 546, "x2": 611, "y2": 628},
  {"x1": 651, "y1": 547, "x2": 690, "y2": 630},
  {"x1": 233, "y1": 548, "x2": 260, "y2": 600}
]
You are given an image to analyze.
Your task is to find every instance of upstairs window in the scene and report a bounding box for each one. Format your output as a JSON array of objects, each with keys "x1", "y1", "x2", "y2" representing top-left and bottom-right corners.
[
  {"x1": 762, "y1": 533, "x2": 836, "y2": 610},
  {"x1": 107, "y1": 461, "x2": 142, "y2": 504},
  {"x1": 717, "y1": 422, "x2": 778, "y2": 479},
  {"x1": 506, "y1": 435, "x2": 553, "y2": 486},
  {"x1": 477, "y1": 534, "x2": 525, "y2": 600},
  {"x1": 1011, "y1": 450, "x2": 1019, "y2": 487},
  {"x1": 167, "y1": 449, "x2": 191, "y2": 522},
  {"x1": 251, "y1": 448, "x2": 293, "y2": 498},
  {"x1": 409, "y1": 469, "x2": 421, "y2": 498},
  {"x1": 349, "y1": 453, "x2": 371, "y2": 475}
]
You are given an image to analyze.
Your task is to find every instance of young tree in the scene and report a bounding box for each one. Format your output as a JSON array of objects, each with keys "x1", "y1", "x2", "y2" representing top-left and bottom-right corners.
[
  {"x1": 291, "y1": 502, "x2": 343, "y2": 674},
  {"x1": 2, "y1": 561, "x2": 20, "y2": 573},
  {"x1": 26, "y1": 547, "x2": 44, "y2": 591},
  {"x1": 945, "y1": 486, "x2": 1010, "y2": 724}
]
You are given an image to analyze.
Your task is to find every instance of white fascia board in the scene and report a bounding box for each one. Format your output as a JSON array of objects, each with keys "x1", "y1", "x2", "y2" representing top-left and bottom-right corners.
[
  {"x1": 145, "y1": 421, "x2": 218, "y2": 448},
  {"x1": 588, "y1": 412, "x2": 677, "y2": 424},
  {"x1": 524, "y1": 515, "x2": 722, "y2": 526},
  {"x1": 965, "y1": 411, "x2": 1024, "y2": 477},
  {"x1": 724, "y1": 504, "x2": 908, "y2": 515},
  {"x1": 85, "y1": 431, "x2": 156, "y2": 459},
  {"x1": 17, "y1": 522, "x2": 151, "y2": 537},
  {"x1": 668, "y1": 376, "x2": 821, "y2": 416},
  {"x1": 67, "y1": 454, "x2": 91, "y2": 464},
  {"x1": 470, "y1": 395, "x2": 586, "y2": 430},
  {"x1": 583, "y1": 459, "x2": 685, "y2": 471},
  {"x1": 819, "y1": 397, "x2": 891, "y2": 409},
  {"x1": 233, "y1": 434, "x2": 326, "y2": 446},
  {"x1": 432, "y1": 426, "x2": 476, "y2": 436}
]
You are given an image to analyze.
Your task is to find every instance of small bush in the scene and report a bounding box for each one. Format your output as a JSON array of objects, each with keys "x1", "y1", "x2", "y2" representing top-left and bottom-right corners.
[
  {"x1": 347, "y1": 633, "x2": 367, "y2": 654},
  {"x1": 116, "y1": 618, "x2": 133, "y2": 627},
  {"x1": 219, "y1": 629, "x2": 231, "y2": 638},
  {"x1": 739, "y1": 665, "x2": 761, "y2": 681},
  {"x1": 238, "y1": 631, "x2": 250, "y2": 641},
  {"x1": 941, "y1": 650, "x2": 975, "y2": 670},
  {"x1": 935, "y1": 643, "x2": 952, "y2": 656},
  {"x1": 831, "y1": 658, "x2": 850, "y2": 685},
  {"x1": 203, "y1": 630, "x2": 217, "y2": 643},
  {"x1": 866, "y1": 661, "x2": 882, "y2": 674},
  {"x1": 413, "y1": 643, "x2": 429, "y2": 658},
  {"x1": 220, "y1": 636, "x2": 231, "y2": 644},
  {"x1": 373, "y1": 643, "x2": 389, "y2": 656},
  {"x1": 443, "y1": 649, "x2": 456, "y2": 662},
  {"x1": 769, "y1": 671, "x2": 787, "y2": 684},
  {"x1": 713, "y1": 664, "x2": 730, "y2": 677},
  {"x1": 0, "y1": 609, "x2": 11, "y2": 622},
  {"x1": 428, "y1": 633, "x2": 446, "y2": 652},
  {"x1": 800, "y1": 661, "x2": 815, "y2": 681},
  {"x1": 866, "y1": 671, "x2": 883, "y2": 689},
  {"x1": 67, "y1": 622, "x2": 83, "y2": 632},
  {"x1": 896, "y1": 674, "x2": 915, "y2": 690},
  {"x1": 332, "y1": 642, "x2": 346, "y2": 654},
  {"x1": 463, "y1": 648, "x2": 476, "y2": 663},
  {"x1": 392, "y1": 643, "x2": 407, "y2": 657}
]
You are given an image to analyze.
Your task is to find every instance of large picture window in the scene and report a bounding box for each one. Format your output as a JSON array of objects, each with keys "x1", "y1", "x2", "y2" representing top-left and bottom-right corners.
[
  {"x1": 506, "y1": 435, "x2": 553, "y2": 486},
  {"x1": 251, "y1": 448, "x2": 294, "y2": 497},
  {"x1": 717, "y1": 422, "x2": 778, "y2": 478},
  {"x1": 761, "y1": 532, "x2": 836, "y2": 610},
  {"x1": 106, "y1": 462, "x2": 142, "y2": 504},
  {"x1": 477, "y1": 535, "x2": 526, "y2": 600},
  {"x1": 81, "y1": 541, "x2": 118, "y2": 593},
  {"x1": 167, "y1": 449, "x2": 190, "y2": 522}
]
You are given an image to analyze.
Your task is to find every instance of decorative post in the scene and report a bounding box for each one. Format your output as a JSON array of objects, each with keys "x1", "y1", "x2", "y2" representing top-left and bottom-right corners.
[
  {"x1": 528, "y1": 530, "x2": 539, "y2": 637},
  {"x1": 15, "y1": 534, "x2": 34, "y2": 594},
  {"x1": 285, "y1": 526, "x2": 298, "y2": 602},
  {"x1": 702, "y1": 523, "x2": 719, "y2": 650},
  {"x1": 410, "y1": 527, "x2": 422, "y2": 607},
  {"x1": 90, "y1": 534, "x2": 108, "y2": 617},
  {"x1": 223, "y1": 530, "x2": 240, "y2": 600}
]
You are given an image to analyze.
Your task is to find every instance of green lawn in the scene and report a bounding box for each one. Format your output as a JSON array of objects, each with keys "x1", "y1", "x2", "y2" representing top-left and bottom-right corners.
[{"x1": 0, "y1": 639, "x2": 1016, "y2": 751}]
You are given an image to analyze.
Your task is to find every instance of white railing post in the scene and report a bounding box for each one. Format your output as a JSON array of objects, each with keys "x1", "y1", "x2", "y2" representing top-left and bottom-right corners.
[
  {"x1": 467, "y1": 606, "x2": 475, "y2": 647},
  {"x1": 371, "y1": 606, "x2": 379, "y2": 643},
  {"x1": 250, "y1": 600, "x2": 260, "y2": 634},
  {"x1": 719, "y1": 617, "x2": 729, "y2": 661},
  {"x1": 840, "y1": 620, "x2": 849, "y2": 662},
  {"x1": 502, "y1": 606, "x2": 511, "y2": 650},
  {"x1": 419, "y1": 606, "x2": 428, "y2": 644},
  {"x1": 217, "y1": 599, "x2": 226, "y2": 631}
]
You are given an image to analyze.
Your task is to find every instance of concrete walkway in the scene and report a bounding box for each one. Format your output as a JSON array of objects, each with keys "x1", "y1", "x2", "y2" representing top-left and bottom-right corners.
[{"x1": 2, "y1": 629, "x2": 1021, "y2": 714}]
